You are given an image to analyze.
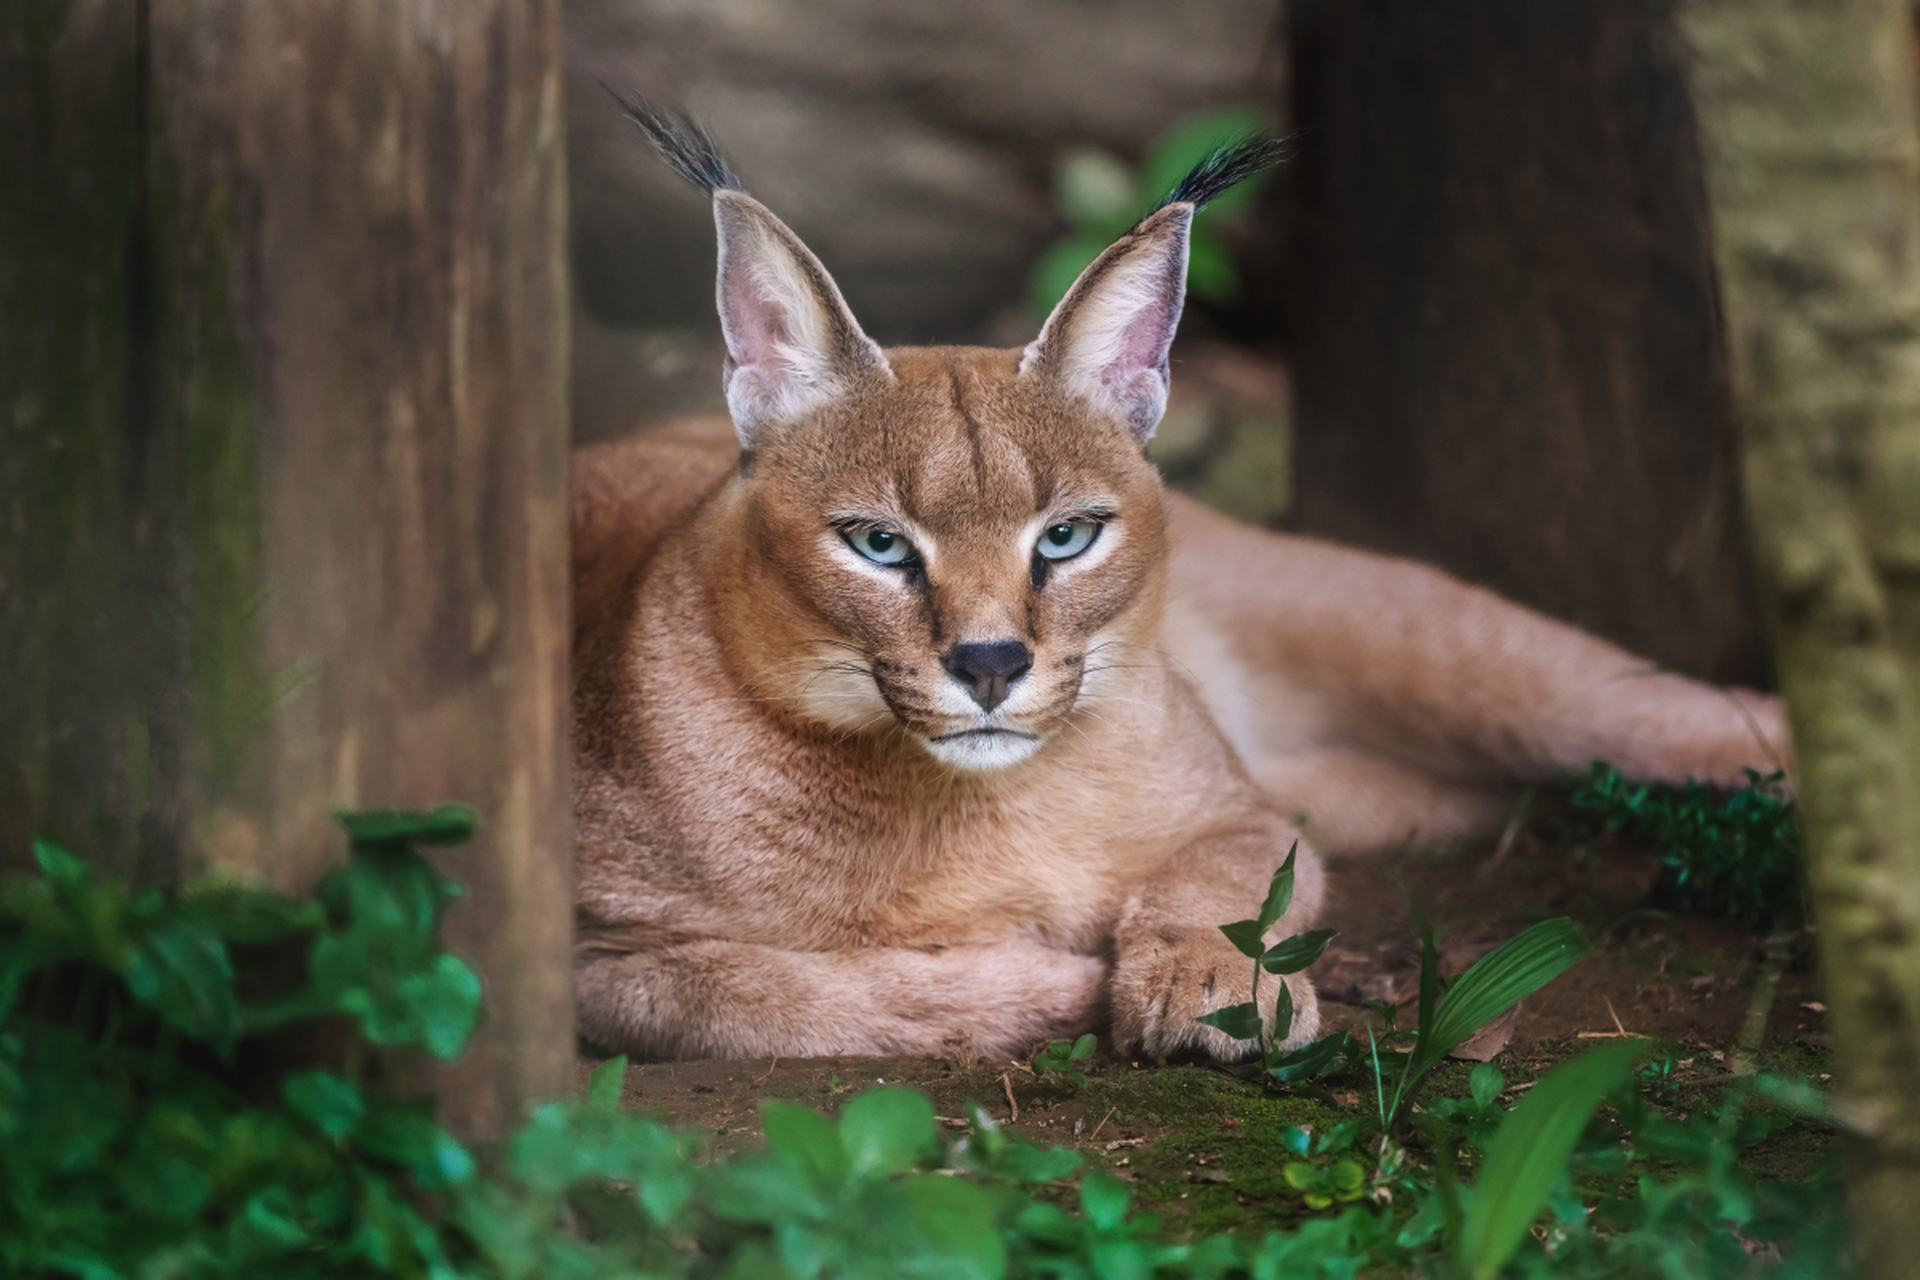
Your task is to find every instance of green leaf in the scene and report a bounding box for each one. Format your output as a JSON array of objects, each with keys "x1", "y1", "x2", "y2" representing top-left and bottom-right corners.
[
  {"x1": 1256, "y1": 843, "x2": 1299, "y2": 932},
  {"x1": 1069, "y1": 1032, "x2": 1097, "y2": 1062},
  {"x1": 1055, "y1": 147, "x2": 1136, "y2": 229},
  {"x1": 1470, "y1": 1062, "x2": 1505, "y2": 1110},
  {"x1": 839, "y1": 1088, "x2": 936, "y2": 1179},
  {"x1": 1271, "y1": 978, "x2": 1294, "y2": 1044},
  {"x1": 124, "y1": 914, "x2": 240, "y2": 1056},
  {"x1": 587, "y1": 1055, "x2": 627, "y2": 1114},
  {"x1": 181, "y1": 884, "x2": 324, "y2": 945},
  {"x1": 284, "y1": 1070, "x2": 364, "y2": 1139},
  {"x1": 356, "y1": 1106, "x2": 475, "y2": 1189},
  {"x1": 993, "y1": 1140, "x2": 1083, "y2": 1184},
  {"x1": 405, "y1": 952, "x2": 483, "y2": 1059},
  {"x1": 1421, "y1": 918, "x2": 1590, "y2": 1074},
  {"x1": 335, "y1": 804, "x2": 479, "y2": 849},
  {"x1": 902, "y1": 1176, "x2": 1008, "y2": 1280},
  {"x1": 1261, "y1": 928, "x2": 1337, "y2": 975},
  {"x1": 1218, "y1": 919, "x2": 1269, "y2": 960},
  {"x1": 763, "y1": 1101, "x2": 849, "y2": 1189},
  {"x1": 1195, "y1": 1001, "x2": 1262, "y2": 1041},
  {"x1": 1267, "y1": 1032, "x2": 1356, "y2": 1084},
  {"x1": 33, "y1": 838, "x2": 91, "y2": 889},
  {"x1": 1080, "y1": 1170, "x2": 1131, "y2": 1231},
  {"x1": 1459, "y1": 1040, "x2": 1644, "y2": 1280}
]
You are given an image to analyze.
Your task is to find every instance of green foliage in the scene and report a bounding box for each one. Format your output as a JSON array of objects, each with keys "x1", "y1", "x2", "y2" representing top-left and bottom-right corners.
[
  {"x1": 1031, "y1": 107, "x2": 1274, "y2": 316},
  {"x1": 1193, "y1": 843, "x2": 1353, "y2": 1091},
  {"x1": 1427, "y1": 1062, "x2": 1509, "y2": 1148},
  {"x1": 1, "y1": 826, "x2": 1854, "y2": 1277},
  {"x1": 1277, "y1": 1124, "x2": 1368, "y2": 1210},
  {"x1": 1363, "y1": 910, "x2": 1590, "y2": 1132},
  {"x1": 1569, "y1": 761, "x2": 1801, "y2": 923},
  {"x1": 1194, "y1": 854, "x2": 1588, "y2": 1135},
  {"x1": 1031, "y1": 1033, "x2": 1097, "y2": 1089},
  {"x1": 1456, "y1": 1039, "x2": 1645, "y2": 1280}
]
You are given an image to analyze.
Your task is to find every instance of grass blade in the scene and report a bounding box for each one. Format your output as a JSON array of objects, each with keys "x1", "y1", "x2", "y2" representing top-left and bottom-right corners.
[{"x1": 1459, "y1": 1039, "x2": 1643, "y2": 1280}]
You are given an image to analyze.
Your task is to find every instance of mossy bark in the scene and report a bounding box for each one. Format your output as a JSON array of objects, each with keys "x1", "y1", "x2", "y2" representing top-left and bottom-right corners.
[
  {"x1": 1, "y1": 1, "x2": 573, "y2": 1140},
  {"x1": 1678, "y1": 1, "x2": 1920, "y2": 1271}
]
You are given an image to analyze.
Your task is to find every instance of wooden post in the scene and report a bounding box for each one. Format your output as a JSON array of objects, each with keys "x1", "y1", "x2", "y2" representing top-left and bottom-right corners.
[
  {"x1": 1285, "y1": 0, "x2": 1765, "y2": 685},
  {"x1": 0, "y1": 1, "x2": 573, "y2": 1139},
  {"x1": 1679, "y1": 2, "x2": 1920, "y2": 1272}
]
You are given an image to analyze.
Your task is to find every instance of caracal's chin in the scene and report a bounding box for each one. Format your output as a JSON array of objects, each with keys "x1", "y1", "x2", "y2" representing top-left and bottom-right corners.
[{"x1": 919, "y1": 727, "x2": 1045, "y2": 771}]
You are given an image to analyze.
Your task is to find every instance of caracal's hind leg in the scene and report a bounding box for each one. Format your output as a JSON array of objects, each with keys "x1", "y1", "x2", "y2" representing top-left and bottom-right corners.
[
  {"x1": 1248, "y1": 748, "x2": 1518, "y2": 854},
  {"x1": 1162, "y1": 495, "x2": 1788, "y2": 851},
  {"x1": 574, "y1": 936, "x2": 1108, "y2": 1061}
]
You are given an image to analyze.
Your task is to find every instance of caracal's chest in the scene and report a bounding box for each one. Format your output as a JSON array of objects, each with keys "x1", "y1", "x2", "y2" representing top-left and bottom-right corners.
[{"x1": 637, "y1": 651, "x2": 1251, "y2": 954}]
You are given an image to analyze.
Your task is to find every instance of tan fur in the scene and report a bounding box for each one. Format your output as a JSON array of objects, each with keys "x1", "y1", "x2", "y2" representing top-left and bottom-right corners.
[{"x1": 571, "y1": 181, "x2": 1787, "y2": 1065}]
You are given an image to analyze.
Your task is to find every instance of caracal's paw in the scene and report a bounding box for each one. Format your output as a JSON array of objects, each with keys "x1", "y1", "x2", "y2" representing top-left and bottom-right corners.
[{"x1": 1107, "y1": 929, "x2": 1320, "y2": 1063}]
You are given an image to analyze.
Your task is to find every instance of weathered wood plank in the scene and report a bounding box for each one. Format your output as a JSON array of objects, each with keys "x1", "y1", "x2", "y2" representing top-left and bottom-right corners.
[{"x1": 0, "y1": 0, "x2": 573, "y2": 1138}]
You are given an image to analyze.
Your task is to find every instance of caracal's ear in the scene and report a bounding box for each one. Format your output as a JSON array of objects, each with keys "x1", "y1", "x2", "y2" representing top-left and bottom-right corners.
[
  {"x1": 711, "y1": 191, "x2": 891, "y2": 444},
  {"x1": 1020, "y1": 135, "x2": 1285, "y2": 444},
  {"x1": 610, "y1": 93, "x2": 890, "y2": 448}
]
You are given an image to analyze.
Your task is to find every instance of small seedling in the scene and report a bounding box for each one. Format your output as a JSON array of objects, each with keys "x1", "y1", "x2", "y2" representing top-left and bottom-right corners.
[
  {"x1": 1192, "y1": 844, "x2": 1339, "y2": 1081},
  {"x1": 1278, "y1": 1123, "x2": 1368, "y2": 1210},
  {"x1": 1427, "y1": 1062, "x2": 1508, "y2": 1148},
  {"x1": 1031, "y1": 1033, "x2": 1097, "y2": 1088}
]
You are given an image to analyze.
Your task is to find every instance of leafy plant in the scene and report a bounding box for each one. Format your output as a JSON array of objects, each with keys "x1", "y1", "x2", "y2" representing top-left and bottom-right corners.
[
  {"x1": 1, "y1": 825, "x2": 1854, "y2": 1278},
  {"x1": 1031, "y1": 107, "x2": 1275, "y2": 316},
  {"x1": 1363, "y1": 905, "x2": 1590, "y2": 1133},
  {"x1": 1031, "y1": 1033, "x2": 1097, "y2": 1089},
  {"x1": 1427, "y1": 1061, "x2": 1509, "y2": 1149},
  {"x1": 0, "y1": 809, "x2": 488, "y2": 1278},
  {"x1": 1278, "y1": 1123, "x2": 1368, "y2": 1210},
  {"x1": 1192, "y1": 843, "x2": 1341, "y2": 1084},
  {"x1": 1569, "y1": 761, "x2": 1801, "y2": 924},
  {"x1": 1192, "y1": 852, "x2": 1589, "y2": 1135}
]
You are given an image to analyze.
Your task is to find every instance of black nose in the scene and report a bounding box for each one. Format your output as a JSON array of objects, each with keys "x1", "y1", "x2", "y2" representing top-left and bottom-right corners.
[{"x1": 941, "y1": 639, "x2": 1032, "y2": 713}]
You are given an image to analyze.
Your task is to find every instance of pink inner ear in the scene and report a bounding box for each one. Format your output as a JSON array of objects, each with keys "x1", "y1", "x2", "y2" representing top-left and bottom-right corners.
[
  {"x1": 1104, "y1": 282, "x2": 1180, "y2": 388},
  {"x1": 721, "y1": 266, "x2": 795, "y2": 375}
]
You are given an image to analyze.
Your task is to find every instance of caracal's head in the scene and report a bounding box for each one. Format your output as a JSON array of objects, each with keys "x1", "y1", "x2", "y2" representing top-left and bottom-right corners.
[{"x1": 624, "y1": 105, "x2": 1279, "y2": 771}]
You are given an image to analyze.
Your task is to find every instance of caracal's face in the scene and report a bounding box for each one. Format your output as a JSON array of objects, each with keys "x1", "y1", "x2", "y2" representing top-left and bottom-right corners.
[{"x1": 740, "y1": 347, "x2": 1169, "y2": 770}]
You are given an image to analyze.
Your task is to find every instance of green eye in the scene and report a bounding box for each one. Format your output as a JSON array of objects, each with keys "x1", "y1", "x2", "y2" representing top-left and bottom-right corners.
[
  {"x1": 844, "y1": 526, "x2": 917, "y2": 566},
  {"x1": 1036, "y1": 519, "x2": 1100, "y2": 561}
]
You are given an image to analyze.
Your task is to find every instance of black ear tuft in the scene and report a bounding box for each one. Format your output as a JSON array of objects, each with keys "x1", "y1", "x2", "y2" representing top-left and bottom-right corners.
[
  {"x1": 603, "y1": 85, "x2": 746, "y2": 195},
  {"x1": 1147, "y1": 133, "x2": 1288, "y2": 220}
]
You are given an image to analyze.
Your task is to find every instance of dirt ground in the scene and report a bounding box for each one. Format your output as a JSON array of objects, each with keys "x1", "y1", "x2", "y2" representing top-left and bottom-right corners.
[{"x1": 574, "y1": 807, "x2": 1827, "y2": 1236}]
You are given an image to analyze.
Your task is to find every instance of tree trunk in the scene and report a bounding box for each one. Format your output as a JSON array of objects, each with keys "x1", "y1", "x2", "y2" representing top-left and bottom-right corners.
[
  {"x1": 0, "y1": 0, "x2": 573, "y2": 1140},
  {"x1": 1677, "y1": 1, "x2": 1920, "y2": 1272},
  {"x1": 1286, "y1": 0, "x2": 1764, "y2": 686}
]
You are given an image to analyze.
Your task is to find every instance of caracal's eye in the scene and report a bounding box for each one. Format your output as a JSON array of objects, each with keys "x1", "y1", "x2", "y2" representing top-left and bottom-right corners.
[
  {"x1": 844, "y1": 526, "x2": 917, "y2": 566},
  {"x1": 1036, "y1": 519, "x2": 1100, "y2": 561}
]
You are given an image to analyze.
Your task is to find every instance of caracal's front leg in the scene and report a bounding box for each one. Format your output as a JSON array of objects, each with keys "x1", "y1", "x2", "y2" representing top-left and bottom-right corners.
[
  {"x1": 575, "y1": 934, "x2": 1108, "y2": 1061},
  {"x1": 1109, "y1": 814, "x2": 1326, "y2": 1062}
]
